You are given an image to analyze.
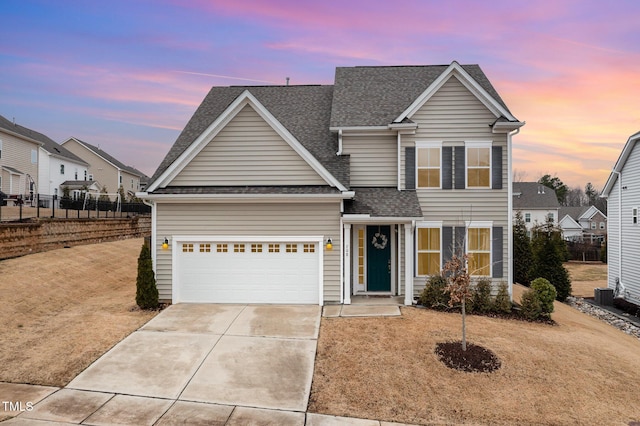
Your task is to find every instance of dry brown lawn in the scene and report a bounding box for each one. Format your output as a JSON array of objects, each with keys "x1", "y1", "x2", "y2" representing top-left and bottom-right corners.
[
  {"x1": 309, "y1": 284, "x2": 640, "y2": 426},
  {"x1": 564, "y1": 261, "x2": 608, "y2": 298},
  {"x1": 0, "y1": 238, "x2": 157, "y2": 387}
]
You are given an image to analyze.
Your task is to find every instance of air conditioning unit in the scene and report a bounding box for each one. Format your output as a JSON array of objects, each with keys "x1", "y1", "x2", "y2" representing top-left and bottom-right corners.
[{"x1": 594, "y1": 288, "x2": 614, "y2": 306}]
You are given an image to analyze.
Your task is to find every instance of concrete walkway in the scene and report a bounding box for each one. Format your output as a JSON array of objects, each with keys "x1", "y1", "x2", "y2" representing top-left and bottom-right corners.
[{"x1": 1, "y1": 303, "x2": 416, "y2": 425}]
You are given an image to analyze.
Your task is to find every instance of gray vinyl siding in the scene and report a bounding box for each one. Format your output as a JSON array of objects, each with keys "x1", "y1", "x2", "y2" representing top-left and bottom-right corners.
[
  {"x1": 341, "y1": 133, "x2": 397, "y2": 186},
  {"x1": 399, "y1": 75, "x2": 510, "y2": 286},
  {"x1": 169, "y1": 104, "x2": 326, "y2": 186},
  {"x1": 609, "y1": 142, "x2": 640, "y2": 303},
  {"x1": 154, "y1": 201, "x2": 341, "y2": 303}
]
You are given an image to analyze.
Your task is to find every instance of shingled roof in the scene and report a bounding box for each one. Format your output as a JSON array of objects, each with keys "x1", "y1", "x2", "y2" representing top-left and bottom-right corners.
[
  {"x1": 150, "y1": 85, "x2": 349, "y2": 187},
  {"x1": 0, "y1": 114, "x2": 88, "y2": 165},
  {"x1": 70, "y1": 137, "x2": 147, "y2": 178},
  {"x1": 513, "y1": 182, "x2": 560, "y2": 209},
  {"x1": 329, "y1": 64, "x2": 512, "y2": 128},
  {"x1": 344, "y1": 187, "x2": 423, "y2": 218}
]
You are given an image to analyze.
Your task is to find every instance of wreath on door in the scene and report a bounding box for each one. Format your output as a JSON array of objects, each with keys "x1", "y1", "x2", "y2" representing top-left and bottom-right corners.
[{"x1": 371, "y1": 228, "x2": 388, "y2": 250}]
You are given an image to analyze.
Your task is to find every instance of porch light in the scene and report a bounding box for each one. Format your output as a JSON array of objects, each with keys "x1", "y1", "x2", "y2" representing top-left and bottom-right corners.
[
  {"x1": 326, "y1": 238, "x2": 333, "y2": 250},
  {"x1": 162, "y1": 237, "x2": 169, "y2": 250}
]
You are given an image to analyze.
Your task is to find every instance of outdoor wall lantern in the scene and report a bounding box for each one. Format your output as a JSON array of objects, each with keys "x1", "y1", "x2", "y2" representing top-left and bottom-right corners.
[
  {"x1": 326, "y1": 238, "x2": 333, "y2": 250},
  {"x1": 162, "y1": 237, "x2": 169, "y2": 250}
]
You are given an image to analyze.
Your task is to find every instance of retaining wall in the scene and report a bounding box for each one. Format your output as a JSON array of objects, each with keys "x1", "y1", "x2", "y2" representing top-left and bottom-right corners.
[{"x1": 0, "y1": 216, "x2": 151, "y2": 260}]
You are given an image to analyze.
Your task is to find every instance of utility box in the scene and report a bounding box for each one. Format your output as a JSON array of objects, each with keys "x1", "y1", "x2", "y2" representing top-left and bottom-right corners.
[{"x1": 595, "y1": 288, "x2": 614, "y2": 306}]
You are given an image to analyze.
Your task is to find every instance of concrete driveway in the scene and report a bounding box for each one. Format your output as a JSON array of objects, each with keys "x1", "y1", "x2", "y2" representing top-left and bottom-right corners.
[{"x1": 13, "y1": 304, "x2": 321, "y2": 425}]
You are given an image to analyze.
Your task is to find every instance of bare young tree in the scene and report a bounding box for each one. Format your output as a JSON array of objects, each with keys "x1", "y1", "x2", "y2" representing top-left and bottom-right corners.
[{"x1": 443, "y1": 253, "x2": 472, "y2": 351}]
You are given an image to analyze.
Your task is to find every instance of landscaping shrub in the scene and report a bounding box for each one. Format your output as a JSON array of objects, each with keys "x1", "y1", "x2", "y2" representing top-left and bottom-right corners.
[
  {"x1": 530, "y1": 220, "x2": 572, "y2": 301},
  {"x1": 471, "y1": 278, "x2": 493, "y2": 313},
  {"x1": 520, "y1": 288, "x2": 542, "y2": 320},
  {"x1": 136, "y1": 243, "x2": 159, "y2": 309},
  {"x1": 530, "y1": 277, "x2": 557, "y2": 316},
  {"x1": 494, "y1": 281, "x2": 512, "y2": 314},
  {"x1": 418, "y1": 274, "x2": 450, "y2": 309}
]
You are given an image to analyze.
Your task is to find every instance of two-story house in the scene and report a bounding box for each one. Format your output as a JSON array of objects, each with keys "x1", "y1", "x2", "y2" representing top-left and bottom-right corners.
[
  {"x1": 0, "y1": 115, "x2": 42, "y2": 200},
  {"x1": 37, "y1": 135, "x2": 89, "y2": 205},
  {"x1": 139, "y1": 62, "x2": 524, "y2": 305},
  {"x1": 602, "y1": 130, "x2": 640, "y2": 306},
  {"x1": 558, "y1": 205, "x2": 607, "y2": 243},
  {"x1": 513, "y1": 182, "x2": 560, "y2": 235},
  {"x1": 62, "y1": 137, "x2": 146, "y2": 200}
]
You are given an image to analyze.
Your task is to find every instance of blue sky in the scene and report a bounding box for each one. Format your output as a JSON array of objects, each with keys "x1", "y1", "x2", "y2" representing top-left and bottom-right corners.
[{"x1": 1, "y1": 0, "x2": 639, "y2": 189}]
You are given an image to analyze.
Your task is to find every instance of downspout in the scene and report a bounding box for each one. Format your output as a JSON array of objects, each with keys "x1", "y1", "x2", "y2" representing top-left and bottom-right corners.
[
  {"x1": 336, "y1": 129, "x2": 343, "y2": 155},
  {"x1": 611, "y1": 170, "x2": 624, "y2": 297},
  {"x1": 143, "y1": 198, "x2": 157, "y2": 275},
  {"x1": 397, "y1": 131, "x2": 401, "y2": 190},
  {"x1": 507, "y1": 127, "x2": 520, "y2": 299}
]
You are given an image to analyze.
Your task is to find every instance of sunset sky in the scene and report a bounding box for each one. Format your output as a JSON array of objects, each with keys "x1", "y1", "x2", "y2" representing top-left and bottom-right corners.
[{"x1": 1, "y1": 0, "x2": 638, "y2": 190}]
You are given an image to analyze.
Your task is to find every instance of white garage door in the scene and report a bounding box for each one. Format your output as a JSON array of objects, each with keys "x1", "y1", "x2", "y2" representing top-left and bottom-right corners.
[{"x1": 175, "y1": 238, "x2": 321, "y2": 304}]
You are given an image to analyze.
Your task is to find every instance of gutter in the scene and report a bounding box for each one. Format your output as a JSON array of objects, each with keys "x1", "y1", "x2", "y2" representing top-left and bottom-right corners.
[
  {"x1": 610, "y1": 170, "x2": 623, "y2": 298},
  {"x1": 507, "y1": 127, "x2": 520, "y2": 298}
]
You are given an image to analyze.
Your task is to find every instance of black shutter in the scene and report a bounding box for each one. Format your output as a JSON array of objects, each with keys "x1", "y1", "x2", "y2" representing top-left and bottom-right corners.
[
  {"x1": 442, "y1": 147, "x2": 452, "y2": 190},
  {"x1": 442, "y1": 226, "x2": 453, "y2": 266},
  {"x1": 454, "y1": 146, "x2": 465, "y2": 189},
  {"x1": 405, "y1": 147, "x2": 415, "y2": 190},
  {"x1": 455, "y1": 226, "x2": 466, "y2": 255},
  {"x1": 492, "y1": 226, "x2": 503, "y2": 278},
  {"x1": 492, "y1": 146, "x2": 503, "y2": 189}
]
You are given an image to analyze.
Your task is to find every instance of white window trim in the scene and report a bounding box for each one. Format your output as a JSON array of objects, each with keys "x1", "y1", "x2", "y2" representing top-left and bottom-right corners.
[
  {"x1": 416, "y1": 221, "x2": 442, "y2": 277},
  {"x1": 465, "y1": 141, "x2": 492, "y2": 189},
  {"x1": 415, "y1": 141, "x2": 442, "y2": 189},
  {"x1": 465, "y1": 220, "x2": 492, "y2": 277}
]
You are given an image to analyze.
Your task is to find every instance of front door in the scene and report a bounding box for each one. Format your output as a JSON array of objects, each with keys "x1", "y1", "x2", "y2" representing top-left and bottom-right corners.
[{"x1": 366, "y1": 225, "x2": 391, "y2": 292}]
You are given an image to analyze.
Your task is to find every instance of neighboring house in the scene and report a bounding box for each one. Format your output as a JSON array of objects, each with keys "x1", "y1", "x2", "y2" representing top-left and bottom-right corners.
[
  {"x1": 558, "y1": 205, "x2": 607, "y2": 243},
  {"x1": 513, "y1": 182, "x2": 560, "y2": 234},
  {"x1": 140, "y1": 61, "x2": 524, "y2": 306},
  {"x1": 61, "y1": 137, "x2": 146, "y2": 199},
  {"x1": 37, "y1": 135, "x2": 89, "y2": 205},
  {"x1": 60, "y1": 180, "x2": 102, "y2": 200},
  {"x1": 0, "y1": 114, "x2": 42, "y2": 200},
  {"x1": 602, "y1": 130, "x2": 640, "y2": 305}
]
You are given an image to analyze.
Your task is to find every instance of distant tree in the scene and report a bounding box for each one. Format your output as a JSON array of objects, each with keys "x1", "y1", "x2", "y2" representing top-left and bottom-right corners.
[
  {"x1": 513, "y1": 168, "x2": 528, "y2": 183},
  {"x1": 98, "y1": 186, "x2": 110, "y2": 202},
  {"x1": 565, "y1": 186, "x2": 587, "y2": 207},
  {"x1": 136, "y1": 243, "x2": 159, "y2": 309},
  {"x1": 513, "y1": 211, "x2": 533, "y2": 286},
  {"x1": 118, "y1": 185, "x2": 126, "y2": 203},
  {"x1": 538, "y1": 174, "x2": 569, "y2": 205},
  {"x1": 530, "y1": 218, "x2": 572, "y2": 301},
  {"x1": 585, "y1": 182, "x2": 598, "y2": 206}
]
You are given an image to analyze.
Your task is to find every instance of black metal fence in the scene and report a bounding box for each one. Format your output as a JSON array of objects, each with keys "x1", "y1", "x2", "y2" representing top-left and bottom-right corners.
[{"x1": 0, "y1": 194, "x2": 150, "y2": 222}]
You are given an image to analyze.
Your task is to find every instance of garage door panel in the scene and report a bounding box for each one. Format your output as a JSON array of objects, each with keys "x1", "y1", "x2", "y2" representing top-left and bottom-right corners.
[{"x1": 176, "y1": 240, "x2": 320, "y2": 304}]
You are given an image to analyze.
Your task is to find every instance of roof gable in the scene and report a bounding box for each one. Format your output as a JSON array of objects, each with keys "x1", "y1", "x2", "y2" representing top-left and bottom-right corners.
[
  {"x1": 0, "y1": 114, "x2": 46, "y2": 147},
  {"x1": 559, "y1": 214, "x2": 582, "y2": 230},
  {"x1": 148, "y1": 89, "x2": 346, "y2": 192},
  {"x1": 330, "y1": 61, "x2": 519, "y2": 129},
  {"x1": 603, "y1": 130, "x2": 640, "y2": 197},
  {"x1": 396, "y1": 62, "x2": 517, "y2": 124}
]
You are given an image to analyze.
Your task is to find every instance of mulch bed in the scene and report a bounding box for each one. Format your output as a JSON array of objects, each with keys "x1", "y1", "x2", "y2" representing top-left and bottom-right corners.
[{"x1": 435, "y1": 341, "x2": 502, "y2": 373}]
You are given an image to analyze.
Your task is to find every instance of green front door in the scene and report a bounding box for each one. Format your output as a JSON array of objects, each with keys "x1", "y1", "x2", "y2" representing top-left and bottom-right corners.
[{"x1": 366, "y1": 225, "x2": 391, "y2": 292}]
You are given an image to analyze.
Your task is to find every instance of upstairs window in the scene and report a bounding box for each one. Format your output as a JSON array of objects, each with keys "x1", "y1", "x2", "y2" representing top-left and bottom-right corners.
[
  {"x1": 633, "y1": 207, "x2": 638, "y2": 225},
  {"x1": 416, "y1": 143, "x2": 441, "y2": 188},
  {"x1": 60, "y1": 164, "x2": 65, "y2": 175},
  {"x1": 466, "y1": 142, "x2": 491, "y2": 188},
  {"x1": 0, "y1": 139, "x2": 3, "y2": 158},
  {"x1": 525, "y1": 213, "x2": 531, "y2": 223},
  {"x1": 31, "y1": 149, "x2": 37, "y2": 164}
]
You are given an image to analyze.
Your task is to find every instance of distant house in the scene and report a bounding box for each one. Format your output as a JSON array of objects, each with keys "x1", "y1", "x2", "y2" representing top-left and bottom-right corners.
[
  {"x1": 513, "y1": 182, "x2": 560, "y2": 234},
  {"x1": 0, "y1": 115, "x2": 42, "y2": 200},
  {"x1": 61, "y1": 137, "x2": 147, "y2": 200},
  {"x1": 60, "y1": 180, "x2": 102, "y2": 200},
  {"x1": 37, "y1": 135, "x2": 89, "y2": 205},
  {"x1": 140, "y1": 62, "x2": 524, "y2": 305},
  {"x1": 558, "y1": 205, "x2": 607, "y2": 243},
  {"x1": 602, "y1": 130, "x2": 640, "y2": 305}
]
